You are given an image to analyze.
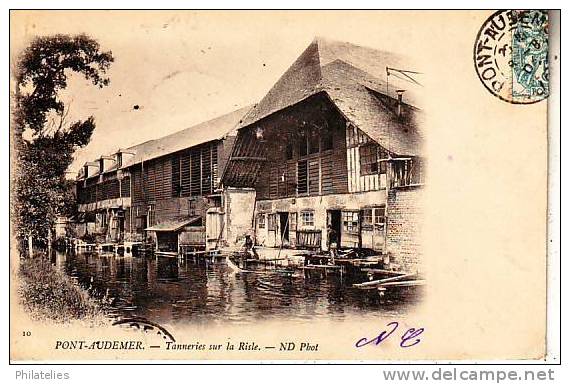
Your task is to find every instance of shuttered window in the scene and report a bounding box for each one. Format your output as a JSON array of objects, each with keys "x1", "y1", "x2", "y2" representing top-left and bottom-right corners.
[
  {"x1": 171, "y1": 154, "x2": 181, "y2": 197},
  {"x1": 297, "y1": 160, "x2": 308, "y2": 194}
]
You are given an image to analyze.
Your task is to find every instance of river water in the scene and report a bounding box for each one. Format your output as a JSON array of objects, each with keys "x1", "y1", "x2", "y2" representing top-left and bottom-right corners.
[{"x1": 52, "y1": 250, "x2": 420, "y2": 325}]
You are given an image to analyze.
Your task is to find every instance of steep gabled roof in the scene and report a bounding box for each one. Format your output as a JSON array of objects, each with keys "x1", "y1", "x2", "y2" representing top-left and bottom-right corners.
[
  {"x1": 238, "y1": 37, "x2": 423, "y2": 156},
  {"x1": 322, "y1": 60, "x2": 424, "y2": 156},
  {"x1": 80, "y1": 105, "x2": 252, "y2": 180}
]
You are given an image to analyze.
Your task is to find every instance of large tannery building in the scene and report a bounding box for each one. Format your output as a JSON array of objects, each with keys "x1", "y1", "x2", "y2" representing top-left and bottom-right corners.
[
  {"x1": 75, "y1": 106, "x2": 250, "y2": 253},
  {"x1": 74, "y1": 37, "x2": 425, "y2": 272}
]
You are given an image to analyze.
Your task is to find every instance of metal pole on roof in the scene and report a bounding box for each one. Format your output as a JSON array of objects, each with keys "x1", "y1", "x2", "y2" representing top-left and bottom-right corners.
[{"x1": 386, "y1": 67, "x2": 423, "y2": 87}]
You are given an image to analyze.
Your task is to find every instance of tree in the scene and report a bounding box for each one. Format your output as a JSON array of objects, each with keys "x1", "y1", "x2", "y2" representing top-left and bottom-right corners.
[{"x1": 12, "y1": 34, "x2": 113, "y2": 256}]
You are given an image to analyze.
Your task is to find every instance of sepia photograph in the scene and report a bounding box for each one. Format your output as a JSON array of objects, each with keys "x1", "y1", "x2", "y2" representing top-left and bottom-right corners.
[{"x1": 8, "y1": 9, "x2": 559, "y2": 364}]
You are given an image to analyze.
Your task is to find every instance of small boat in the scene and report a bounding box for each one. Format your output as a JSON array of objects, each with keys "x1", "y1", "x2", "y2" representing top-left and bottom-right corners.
[{"x1": 226, "y1": 255, "x2": 250, "y2": 274}]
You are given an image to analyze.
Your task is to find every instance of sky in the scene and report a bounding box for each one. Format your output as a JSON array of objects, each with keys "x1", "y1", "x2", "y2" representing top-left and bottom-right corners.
[{"x1": 10, "y1": 10, "x2": 439, "y2": 176}]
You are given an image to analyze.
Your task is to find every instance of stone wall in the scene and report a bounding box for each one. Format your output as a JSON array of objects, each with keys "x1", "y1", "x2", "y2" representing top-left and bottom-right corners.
[
  {"x1": 386, "y1": 186, "x2": 424, "y2": 273},
  {"x1": 223, "y1": 188, "x2": 257, "y2": 246}
]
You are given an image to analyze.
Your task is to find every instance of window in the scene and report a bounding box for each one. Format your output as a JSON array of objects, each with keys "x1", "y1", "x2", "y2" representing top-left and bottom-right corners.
[
  {"x1": 378, "y1": 148, "x2": 388, "y2": 175},
  {"x1": 409, "y1": 157, "x2": 425, "y2": 185},
  {"x1": 257, "y1": 214, "x2": 266, "y2": 229},
  {"x1": 298, "y1": 131, "x2": 308, "y2": 157},
  {"x1": 374, "y1": 207, "x2": 386, "y2": 229},
  {"x1": 110, "y1": 213, "x2": 118, "y2": 230},
  {"x1": 190, "y1": 150, "x2": 201, "y2": 196},
  {"x1": 342, "y1": 211, "x2": 359, "y2": 233},
  {"x1": 360, "y1": 143, "x2": 379, "y2": 175},
  {"x1": 286, "y1": 143, "x2": 294, "y2": 160},
  {"x1": 188, "y1": 198, "x2": 197, "y2": 216},
  {"x1": 147, "y1": 204, "x2": 155, "y2": 227},
  {"x1": 201, "y1": 146, "x2": 213, "y2": 195},
  {"x1": 297, "y1": 160, "x2": 308, "y2": 194},
  {"x1": 135, "y1": 216, "x2": 145, "y2": 232},
  {"x1": 391, "y1": 157, "x2": 425, "y2": 188},
  {"x1": 97, "y1": 212, "x2": 107, "y2": 228},
  {"x1": 296, "y1": 128, "x2": 326, "y2": 159},
  {"x1": 268, "y1": 214, "x2": 277, "y2": 231},
  {"x1": 308, "y1": 129, "x2": 319, "y2": 154},
  {"x1": 171, "y1": 154, "x2": 181, "y2": 197},
  {"x1": 362, "y1": 208, "x2": 373, "y2": 230},
  {"x1": 322, "y1": 128, "x2": 333, "y2": 151},
  {"x1": 300, "y1": 211, "x2": 314, "y2": 227}
]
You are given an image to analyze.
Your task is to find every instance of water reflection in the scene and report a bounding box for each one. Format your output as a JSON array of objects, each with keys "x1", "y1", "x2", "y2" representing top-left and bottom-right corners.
[{"x1": 54, "y1": 250, "x2": 419, "y2": 325}]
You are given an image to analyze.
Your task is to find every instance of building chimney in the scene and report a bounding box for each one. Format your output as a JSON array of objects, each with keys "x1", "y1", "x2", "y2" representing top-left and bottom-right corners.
[{"x1": 396, "y1": 89, "x2": 405, "y2": 118}]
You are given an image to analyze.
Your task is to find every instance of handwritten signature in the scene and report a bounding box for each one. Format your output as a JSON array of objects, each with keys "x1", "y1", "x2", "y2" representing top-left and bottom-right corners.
[{"x1": 355, "y1": 322, "x2": 424, "y2": 348}]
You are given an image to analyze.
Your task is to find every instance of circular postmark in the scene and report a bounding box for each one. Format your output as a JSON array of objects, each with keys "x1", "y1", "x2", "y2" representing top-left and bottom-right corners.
[{"x1": 474, "y1": 10, "x2": 549, "y2": 104}]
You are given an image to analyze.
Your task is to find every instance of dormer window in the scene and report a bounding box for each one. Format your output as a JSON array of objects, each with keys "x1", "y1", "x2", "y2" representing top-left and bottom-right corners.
[
  {"x1": 99, "y1": 158, "x2": 104, "y2": 173},
  {"x1": 116, "y1": 153, "x2": 122, "y2": 168}
]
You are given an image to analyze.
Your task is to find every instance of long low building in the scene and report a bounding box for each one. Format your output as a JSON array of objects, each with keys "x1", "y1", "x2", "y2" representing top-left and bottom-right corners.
[{"x1": 75, "y1": 105, "x2": 251, "y2": 253}]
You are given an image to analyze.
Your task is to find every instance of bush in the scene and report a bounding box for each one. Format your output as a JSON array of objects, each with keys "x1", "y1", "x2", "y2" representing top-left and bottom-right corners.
[{"x1": 18, "y1": 257, "x2": 103, "y2": 323}]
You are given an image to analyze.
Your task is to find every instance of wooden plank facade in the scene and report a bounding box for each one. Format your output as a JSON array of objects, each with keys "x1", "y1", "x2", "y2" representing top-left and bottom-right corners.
[
  {"x1": 129, "y1": 141, "x2": 222, "y2": 235},
  {"x1": 76, "y1": 134, "x2": 231, "y2": 247}
]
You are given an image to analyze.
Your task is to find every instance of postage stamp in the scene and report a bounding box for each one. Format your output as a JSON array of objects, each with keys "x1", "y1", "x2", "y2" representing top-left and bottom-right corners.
[{"x1": 474, "y1": 10, "x2": 549, "y2": 104}]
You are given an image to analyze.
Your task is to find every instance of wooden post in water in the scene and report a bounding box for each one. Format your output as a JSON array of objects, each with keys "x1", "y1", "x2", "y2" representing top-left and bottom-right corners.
[
  {"x1": 28, "y1": 235, "x2": 33, "y2": 258},
  {"x1": 47, "y1": 227, "x2": 52, "y2": 255}
]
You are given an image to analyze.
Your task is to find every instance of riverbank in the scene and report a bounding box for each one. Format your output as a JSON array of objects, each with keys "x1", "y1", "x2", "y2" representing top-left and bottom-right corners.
[{"x1": 18, "y1": 256, "x2": 105, "y2": 324}]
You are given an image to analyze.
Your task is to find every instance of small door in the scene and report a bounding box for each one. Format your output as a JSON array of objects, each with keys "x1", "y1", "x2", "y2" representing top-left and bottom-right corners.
[
  {"x1": 137, "y1": 215, "x2": 146, "y2": 233},
  {"x1": 372, "y1": 207, "x2": 386, "y2": 251},
  {"x1": 117, "y1": 216, "x2": 125, "y2": 241},
  {"x1": 361, "y1": 208, "x2": 374, "y2": 249},
  {"x1": 289, "y1": 212, "x2": 297, "y2": 247},
  {"x1": 206, "y1": 211, "x2": 223, "y2": 250},
  {"x1": 279, "y1": 212, "x2": 290, "y2": 245},
  {"x1": 360, "y1": 207, "x2": 386, "y2": 252},
  {"x1": 267, "y1": 213, "x2": 278, "y2": 247},
  {"x1": 341, "y1": 211, "x2": 360, "y2": 248},
  {"x1": 327, "y1": 210, "x2": 342, "y2": 246}
]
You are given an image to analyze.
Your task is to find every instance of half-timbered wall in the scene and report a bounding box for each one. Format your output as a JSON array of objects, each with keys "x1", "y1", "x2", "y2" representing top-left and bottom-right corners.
[
  {"x1": 345, "y1": 124, "x2": 389, "y2": 193},
  {"x1": 227, "y1": 93, "x2": 349, "y2": 200}
]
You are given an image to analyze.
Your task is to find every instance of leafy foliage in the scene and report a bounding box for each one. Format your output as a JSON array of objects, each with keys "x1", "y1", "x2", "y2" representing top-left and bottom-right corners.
[
  {"x1": 18, "y1": 257, "x2": 103, "y2": 323},
  {"x1": 13, "y1": 34, "x2": 113, "y2": 244}
]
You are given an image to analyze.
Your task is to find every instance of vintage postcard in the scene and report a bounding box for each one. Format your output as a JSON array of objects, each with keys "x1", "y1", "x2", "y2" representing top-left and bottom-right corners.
[{"x1": 9, "y1": 10, "x2": 558, "y2": 362}]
